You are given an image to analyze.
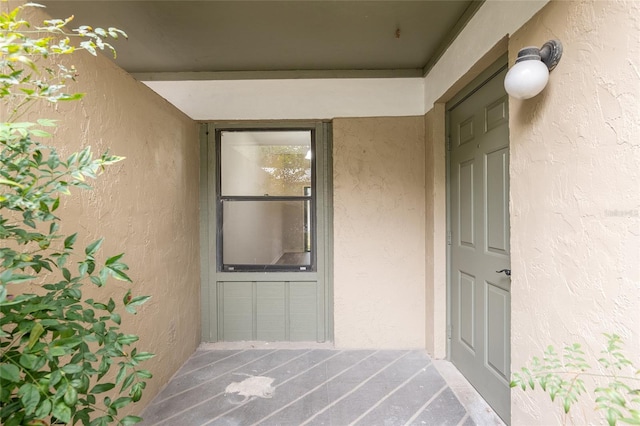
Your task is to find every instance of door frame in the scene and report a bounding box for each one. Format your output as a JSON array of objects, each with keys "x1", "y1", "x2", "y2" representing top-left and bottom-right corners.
[
  {"x1": 444, "y1": 56, "x2": 512, "y2": 423},
  {"x1": 199, "y1": 120, "x2": 334, "y2": 343},
  {"x1": 445, "y1": 55, "x2": 509, "y2": 360}
]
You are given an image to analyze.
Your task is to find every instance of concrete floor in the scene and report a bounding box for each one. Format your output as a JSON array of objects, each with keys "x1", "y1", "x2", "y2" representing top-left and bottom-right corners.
[{"x1": 140, "y1": 344, "x2": 505, "y2": 426}]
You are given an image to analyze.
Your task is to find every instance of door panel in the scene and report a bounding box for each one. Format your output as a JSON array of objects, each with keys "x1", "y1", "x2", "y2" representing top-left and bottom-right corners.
[
  {"x1": 486, "y1": 282, "x2": 509, "y2": 379},
  {"x1": 458, "y1": 272, "x2": 475, "y2": 351},
  {"x1": 449, "y1": 65, "x2": 511, "y2": 423},
  {"x1": 486, "y1": 148, "x2": 509, "y2": 254},
  {"x1": 459, "y1": 160, "x2": 475, "y2": 247}
]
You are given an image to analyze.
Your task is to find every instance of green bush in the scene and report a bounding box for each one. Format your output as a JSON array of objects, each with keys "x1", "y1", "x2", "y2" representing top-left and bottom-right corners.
[{"x1": 0, "y1": 4, "x2": 152, "y2": 425}]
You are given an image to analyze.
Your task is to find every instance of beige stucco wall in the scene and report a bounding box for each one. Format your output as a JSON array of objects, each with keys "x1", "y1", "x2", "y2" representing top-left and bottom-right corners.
[
  {"x1": 16, "y1": 5, "x2": 202, "y2": 417},
  {"x1": 333, "y1": 117, "x2": 426, "y2": 348},
  {"x1": 424, "y1": 105, "x2": 447, "y2": 359},
  {"x1": 509, "y1": 0, "x2": 640, "y2": 424}
]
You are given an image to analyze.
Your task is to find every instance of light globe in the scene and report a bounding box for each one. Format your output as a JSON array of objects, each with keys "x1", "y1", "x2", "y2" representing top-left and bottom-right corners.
[{"x1": 504, "y1": 59, "x2": 550, "y2": 100}]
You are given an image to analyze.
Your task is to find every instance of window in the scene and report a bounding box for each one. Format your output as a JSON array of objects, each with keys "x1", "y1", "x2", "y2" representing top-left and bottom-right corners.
[{"x1": 217, "y1": 129, "x2": 315, "y2": 271}]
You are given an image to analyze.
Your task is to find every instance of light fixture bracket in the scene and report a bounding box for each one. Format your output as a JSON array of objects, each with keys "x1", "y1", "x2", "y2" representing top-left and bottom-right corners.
[
  {"x1": 514, "y1": 40, "x2": 563, "y2": 71},
  {"x1": 539, "y1": 40, "x2": 562, "y2": 71}
]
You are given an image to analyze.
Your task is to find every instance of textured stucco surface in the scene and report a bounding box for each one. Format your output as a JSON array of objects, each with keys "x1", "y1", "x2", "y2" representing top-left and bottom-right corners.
[
  {"x1": 17, "y1": 6, "x2": 202, "y2": 417},
  {"x1": 509, "y1": 1, "x2": 640, "y2": 424},
  {"x1": 332, "y1": 117, "x2": 426, "y2": 348},
  {"x1": 424, "y1": 106, "x2": 447, "y2": 359}
]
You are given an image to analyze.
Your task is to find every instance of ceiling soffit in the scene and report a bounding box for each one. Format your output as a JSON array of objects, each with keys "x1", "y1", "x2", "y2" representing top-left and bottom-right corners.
[{"x1": 39, "y1": 1, "x2": 482, "y2": 80}]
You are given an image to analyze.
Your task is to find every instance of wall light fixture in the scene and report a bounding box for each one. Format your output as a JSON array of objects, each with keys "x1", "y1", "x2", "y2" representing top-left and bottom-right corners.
[{"x1": 504, "y1": 40, "x2": 563, "y2": 99}]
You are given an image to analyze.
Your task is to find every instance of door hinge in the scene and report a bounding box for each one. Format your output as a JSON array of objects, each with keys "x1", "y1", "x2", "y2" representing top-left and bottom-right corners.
[
  {"x1": 447, "y1": 324, "x2": 452, "y2": 339},
  {"x1": 446, "y1": 136, "x2": 451, "y2": 151},
  {"x1": 447, "y1": 231, "x2": 452, "y2": 246}
]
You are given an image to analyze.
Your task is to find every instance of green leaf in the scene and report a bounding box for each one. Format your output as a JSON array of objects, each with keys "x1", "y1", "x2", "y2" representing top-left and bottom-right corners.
[
  {"x1": 35, "y1": 398, "x2": 52, "y2": 418},
  {"x1": 61, "y1": 363, "x2": 83, "y2": 374},
  {"x1": 108, "y1": 265, "x2": 132, "y2": 282},
  {"x1": 49, "y1": 346, "x2": 67, "y2": 357},
  {"x1": 64, "y1": 386, "x2": 78, "y2": 406},
  {"x1": 105, "y1": 253, "x2": 125, "y2": 265},
  {"x1": 123, "y1": 289, "x2": 132, "y2": 305},
  {"x1": 18, "y1": 383, "x2": 40, "y2": 415},
  {"x1": 90, "y1": 415, "x2": 113, "y2": 426},
  {"x1": 91, "y1": 275, "x2": 106, "y2": 287},
  {"x1": 50, "y1": 370, "x2": 62, "y2": 387},
  {"x1": 91, "y1": 383, "x2": 115, "y2": 394},
  {"x1": 19, "y1": 353, "x2": 41, "y2": 370},
  {"x1": 78, "y1": 374, "x2": 91, "y2": 393},
  {"x1": 132, "y1": 352, "x2": 155, "y2": 362},
  {"x1": 53, "y1": 401, "x2": 72, "y2": 424},
  {"x1": 120, "y1": 373, "x2": 135, "y2": 392},
  {"x1": 607, "y1": 407, "x2": 621, "y2": 426},
  {"x1": 115, "y1": 365, "x2": 128, "y2": 384},
  {"x1": 64, "y1": 233, "x2": 77, "y2": 249},
  {"x1": 129, "y1": 295, "x2": 151, "y2": 306},
  {"x1": 136, "y1": 369, "x2": 152, "y2": 379},
  {"x1": 89, "y1": 301, "x2": 108, "y2": 310},
  {"x1": 74, "y1": 408, "x2": 91, "y2": 425},
  {"x1": 85, "y1": 238, "x2": 104, "y2": 256},
  {"x1": 30, "y1": 128, "x2": 52, "y2": 138},
  {"x1": 0, "y1": 271, "x2": 35, "y2": 285},
  {"x1": 120, "y1": 415, "x2": 143, "y2": 425},
  {"x1": 97, "y1": 357, "x2": 110, "y2": 379},
  {"x1": 110, "y1": 396, "x2": 132, "y2": 409},
  {"x1": 0, "y1": 178, "x2": 24, "y2": 188},
  {"x1": 59, "y1": 92, "x2": 85, "y2": 101},
  {"x1": 130, "y1": 381, "x2": 145, "y2": 402},
  {"x1": 37, "y1": 118, "x2": 58, "y2": 127},
  {"x1": 28, "y1": 321, "x2": 45, "y2": 349},
  {"x1": 117, "y1": 334, "x2": 139, "y2": 345},
  {"x1": 0, "y1": 363, "x2": 21, "y2": 382}
]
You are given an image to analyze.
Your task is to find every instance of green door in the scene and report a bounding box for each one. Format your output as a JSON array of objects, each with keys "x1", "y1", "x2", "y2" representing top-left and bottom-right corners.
[
  {"x1": 200, "y1": 121, "x2": 332, "y2": 342},
  {"x1": 448, "y1": 62, "x2": 511, "y2": 422}
]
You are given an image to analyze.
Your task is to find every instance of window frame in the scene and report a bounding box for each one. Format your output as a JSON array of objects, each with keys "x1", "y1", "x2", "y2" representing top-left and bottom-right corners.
[{"x1": 215, "y1": 127, "x2": 317, "y2": 272}]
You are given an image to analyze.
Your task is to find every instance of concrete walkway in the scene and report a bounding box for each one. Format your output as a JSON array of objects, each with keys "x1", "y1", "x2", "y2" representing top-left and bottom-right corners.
[{"x1": 140, "y1": 345, "x2": 505, "y2": 426}]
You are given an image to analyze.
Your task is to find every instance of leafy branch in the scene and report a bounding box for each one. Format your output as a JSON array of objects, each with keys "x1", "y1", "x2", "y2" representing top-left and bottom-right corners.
[
  {"x1": 1, "y1": 2, "x2": 127, "y2": 121},
  {"x1": 511, "y1": 334, "x2": 640, "y2": 425}
]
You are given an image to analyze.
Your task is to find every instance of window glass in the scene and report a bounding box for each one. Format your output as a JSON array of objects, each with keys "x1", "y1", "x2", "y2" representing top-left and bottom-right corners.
[
  {"x1": 221, "y1": 131, "x2": 311, "y2": 197},
  {"x1": 218, "y1": 129, "x2": 314, "y2": 271},
  {"x1": 222, "y1": 200, "x2": 312, "y2": 269}
]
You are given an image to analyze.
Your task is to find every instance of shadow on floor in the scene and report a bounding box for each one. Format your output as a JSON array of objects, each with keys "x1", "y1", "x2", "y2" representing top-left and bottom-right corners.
[{"x1": 140, "y1": 346, "x2": 505, "y2": 426}]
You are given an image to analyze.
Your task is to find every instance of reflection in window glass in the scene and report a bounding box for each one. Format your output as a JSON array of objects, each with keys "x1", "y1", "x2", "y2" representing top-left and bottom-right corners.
[
  {"x1": 221, "y1": 131, "x2": 311, "y2": 197},
  {"x1": 222, "y1": 200, "x2": 312, "y2": 269}
]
